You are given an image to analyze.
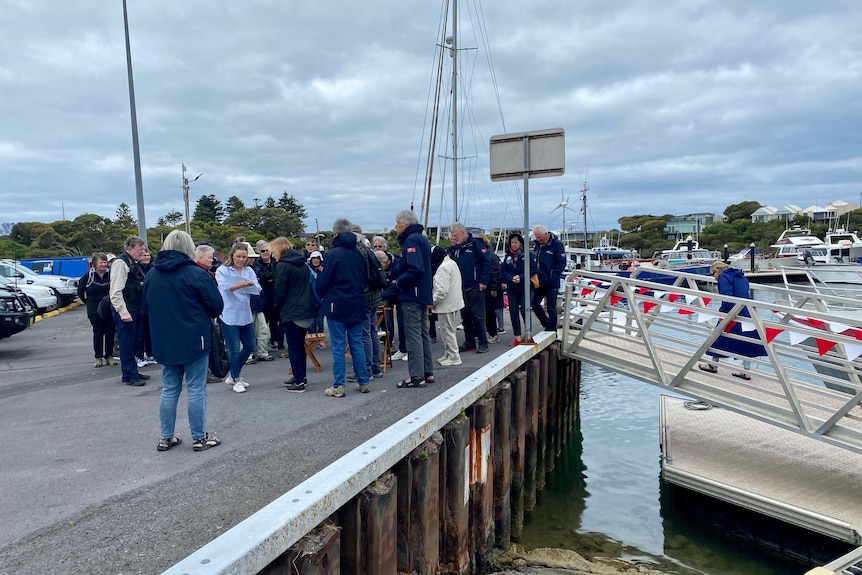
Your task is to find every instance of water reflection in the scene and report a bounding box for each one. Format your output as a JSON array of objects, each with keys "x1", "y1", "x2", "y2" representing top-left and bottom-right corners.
[{"x1": 518, "y1": 363, "x2": 813, "y2": 575}]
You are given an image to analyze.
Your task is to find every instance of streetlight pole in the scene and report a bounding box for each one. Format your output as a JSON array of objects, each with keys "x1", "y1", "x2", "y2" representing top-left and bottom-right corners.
[
  {"x1": 122, "y1": 0, "x2": 147, "y2": 245},
  {"x1": 182, "y1": 163, "x2": 202, "y2": 236}
]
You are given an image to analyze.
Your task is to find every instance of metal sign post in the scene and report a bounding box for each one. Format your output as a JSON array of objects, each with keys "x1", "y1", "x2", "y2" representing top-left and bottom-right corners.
[{"x1": 490, "y1": 128, "x2": 565, "y2": 342}]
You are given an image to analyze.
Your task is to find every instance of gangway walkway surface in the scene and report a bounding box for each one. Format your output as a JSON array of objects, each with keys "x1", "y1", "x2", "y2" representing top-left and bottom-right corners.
[{"x1": 559, "y1": 267, "x2": 862, "y2": 454}]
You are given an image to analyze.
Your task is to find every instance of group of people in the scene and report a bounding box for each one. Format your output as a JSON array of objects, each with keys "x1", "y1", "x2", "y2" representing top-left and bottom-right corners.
[{"x1": 76, "y1": 217, "x2": 570, "y2": 453}]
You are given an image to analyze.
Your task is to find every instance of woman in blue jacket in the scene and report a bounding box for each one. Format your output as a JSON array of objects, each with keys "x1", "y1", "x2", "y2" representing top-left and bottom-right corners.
[{"x1": 143, "y1": 230, "x2": 224, "y2": 452}]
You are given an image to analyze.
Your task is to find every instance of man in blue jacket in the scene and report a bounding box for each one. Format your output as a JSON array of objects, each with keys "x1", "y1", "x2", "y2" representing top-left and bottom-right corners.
[
  {"x1": 447, "y1": 222, "x2": 491, "y2": 354},
  {"x1": 530, "y1": 224, "x2": 567, "y2": 332},
  {"x1": 143, "y1": 230, "x2": 224, "y2": 452},
  {"x1": 390, "y1": 210, "x2": 434, "y2": 388},
  {"x1": 316, "y1": 218, "x2": 369, "y2": 397}
]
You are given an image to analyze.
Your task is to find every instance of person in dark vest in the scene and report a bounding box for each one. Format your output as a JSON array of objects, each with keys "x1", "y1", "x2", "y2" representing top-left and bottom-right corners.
[
  {"x1": 109, "y1": 235, "x2": 149, "y2": 385},
  {"x1": 530, "y1": 224, "x2": 567, "y2": 332}
]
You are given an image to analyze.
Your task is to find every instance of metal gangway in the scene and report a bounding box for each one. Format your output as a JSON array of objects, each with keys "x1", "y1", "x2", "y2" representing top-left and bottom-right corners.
[{"x1": 559, "y1": 266, "x2": 862, "y2": 454}]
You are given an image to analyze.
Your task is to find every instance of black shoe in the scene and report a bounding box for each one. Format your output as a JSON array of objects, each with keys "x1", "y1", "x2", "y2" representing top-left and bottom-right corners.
[
  {"x1": 283, "y1": 377, "x2": 307, "y2": 386},
  {"x1": 285, "y1": 382, "x2": 307, "y2": 393},
  {"x1": 458, "y1": 342, "x2": 476, "y2": 352},
  {"x1": 124, "y1": 378, "x2": 146, "y2": 386},
  {"x1": 136, "y1": 373, "x2": 151, "y2": 380},
  {"x1": 476, "y1": 343, "x2": 489, "y2": 354}
]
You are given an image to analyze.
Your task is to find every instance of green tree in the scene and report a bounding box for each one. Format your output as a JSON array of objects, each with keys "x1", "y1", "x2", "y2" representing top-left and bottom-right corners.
[
  {"x1": 115, "y1": 202, "x2": 137, "y2": 228},
  {"x1": 277, "y1": 192, "x2": 308, "y2": 219},
  {"x1": 224, "y1": 207, "x2": 303, "y2": 239},
  {"x1": 157, "y1": 210, "x2": 184, "y2": 227},
  {"x1": 225, "y1": 196, "x2": 245, "y2": 217},
  {"x1": 723, "y1": 201, "x2": 761, "y2": 222},
  {"x1": 264, "y1": 196, "x2": 276, "y2": 209},
  {"x1": 192, "y1": 194, "x2": 225, "y2": 223}
]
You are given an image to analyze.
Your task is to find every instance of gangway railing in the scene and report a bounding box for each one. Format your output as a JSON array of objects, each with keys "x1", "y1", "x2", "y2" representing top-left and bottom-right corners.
[{"x1": 560, "y1": 267, "x2": 862, "y2": 454}]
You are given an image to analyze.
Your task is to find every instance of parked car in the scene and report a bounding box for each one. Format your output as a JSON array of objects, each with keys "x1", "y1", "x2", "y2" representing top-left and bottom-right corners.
[
  {"x1": 0, "y1": 287, "x2": 33, "y2": 340},
  {"x1": 0, "y1": 259, "x2": 78, "y2": 305},
  {"x1": 0, "y1": 276, "x2": 59, "y2": 313}
]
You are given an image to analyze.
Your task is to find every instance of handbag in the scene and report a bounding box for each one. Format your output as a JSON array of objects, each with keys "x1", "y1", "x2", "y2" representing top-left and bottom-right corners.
[
  {"x1": 530, "y1": 274, "x2": 540, "y2": 289},
  {"x1": 209, "y1": 321, "x2": 230, "y2": 378}
]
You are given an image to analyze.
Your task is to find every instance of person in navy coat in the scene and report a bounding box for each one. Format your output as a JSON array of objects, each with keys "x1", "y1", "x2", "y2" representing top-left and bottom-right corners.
[
  {"x1": 316, "y1": 218, "x2": 369, "y2": 396},
  {"x1": 143, "y1": 230, "x2": 224, "y2": 452}
]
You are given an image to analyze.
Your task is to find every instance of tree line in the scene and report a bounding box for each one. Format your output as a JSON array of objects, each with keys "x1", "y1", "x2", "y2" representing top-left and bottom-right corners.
[
  {"x1": 0, "y1": 192, "x2": 311, "y2": 259},
  {"x1": 2, "y1": 198, "x2": 860, "y2": 260}
]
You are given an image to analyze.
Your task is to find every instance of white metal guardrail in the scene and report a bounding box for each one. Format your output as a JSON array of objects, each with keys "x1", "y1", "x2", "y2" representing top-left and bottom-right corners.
[{"x1": 560, "y1": 267, "x2": 862, "y2": 454}]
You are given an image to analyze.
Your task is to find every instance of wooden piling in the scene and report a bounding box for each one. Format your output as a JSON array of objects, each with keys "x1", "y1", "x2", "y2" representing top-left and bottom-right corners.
[
  {"x1": 510, "y1": 370, "x2": 527, "y2": 539},
  {"x1": 547, "y1": 344, "x2": 560, "y2": 469},
  {"x1": 361, "y1": 473, "x2": 397, "y2": 575},
  {"x1": 469, "y1": 396, "x2": 496, "y2": 573},
  {"x1": 260, "y1": 526, "x2": 340, "y2": 575},
  {"x1": 492, "y1": 381, "x2": 512, "y2": 547},
  {"x1": 397, "y1": 434, "x2": 441, "y2": 574},
  {"x1": 524, "y1": 358, "x2": 540, "y2": 514},
  {"x1": 536, "y1": 351, "x2": 549, "y2": 491},
  {"x1": 441, "y1": 414, "x2": 470, "y2": 574}
]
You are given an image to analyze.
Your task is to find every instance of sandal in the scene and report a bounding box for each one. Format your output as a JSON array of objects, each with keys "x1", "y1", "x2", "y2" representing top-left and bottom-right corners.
[
  {"x1": 157, "y1": 437, "x2": 182, "y2": 452},
  {"x1": 396, "y1": 376, "x2": 426, "y2": 389},
  {"x1": 698, "y1": 363, "x2": 718, "y2": 374},
  {"x1": 732, "y1": 372, "x2": 751, "y2": 380},
  {"x1": 423, "y1": 373, "x2": 435, "y2": 385},
  {"x1": 192, "y1": 433, "x2": 221, "y2": 451}
]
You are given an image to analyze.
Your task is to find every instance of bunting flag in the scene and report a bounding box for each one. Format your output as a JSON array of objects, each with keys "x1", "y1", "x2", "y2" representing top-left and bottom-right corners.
[
  {"x1": 660, "y1": 304, "x2": 676, "y2": 313},
  {"x1": 816, "y1": 338, "x2": 838, "y2": 356},
  {"x1": 828, "y1": 321, "x2": 851, "y2": 334},
  {"x1": 685, "y1": 295, "x2": 698, "y2": 305},
  {"x1": 609, "y1": 294, "x2": 623, "y2": 306},
  {"x1": 697, "y1": 311, "x2": 720, "y2": 323},
  {"x1": 654, "y1": 290, "x2": 668, "y2": 299},
  {"x1": 843, "y1": 341, "x2": 862, "y2": 362},
  {"x1": 738, "y1": 320, "x2": 756, "y2": 332},
  {"x1": 667, "y1": 293, "x2": 682, "y2": 302},
  {"x1": 701, "y1": 297, "x2": 711, "y2": 306},
  {"x1": 581, "y1": 288, "x2": 594, "y2": 297},
  {"x1": 723, "y1": 320, "x2": 737, "y2": 332},
  {"x1": 678, "y1": 307, "x2": 695, "y2": 315},
  {"x1": 764, "y1": 327, "x2": 784, "y2": 343},
  {"x1": 643, "y1": 301, "x2": 658, "y2": 313},
  {"x1": 788, "y1": 330, "x2": 809, "y2": 346}
]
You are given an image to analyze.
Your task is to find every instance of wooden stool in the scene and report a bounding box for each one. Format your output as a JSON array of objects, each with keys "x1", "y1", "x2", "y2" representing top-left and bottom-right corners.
[
  {"x1": 303, "y1": 333, "x2": 325, "y2": 372},
  {"x1": 376, "y1": 306, "x2": 392, "y2": 371}
]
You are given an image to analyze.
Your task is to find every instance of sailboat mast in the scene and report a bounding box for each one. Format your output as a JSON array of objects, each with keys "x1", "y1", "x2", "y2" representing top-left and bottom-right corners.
[
  {"x1": 451, "y1": 0, "x2": 458, "y2": 223},
  {"x1": 581, "y1": 179, "x2": 588, "y2": 249}
]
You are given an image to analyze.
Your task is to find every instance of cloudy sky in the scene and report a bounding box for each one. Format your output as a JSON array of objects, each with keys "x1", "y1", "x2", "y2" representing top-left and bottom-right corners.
[{"x1": 1, "y1": 0, "x2": 860, "y2": 237}]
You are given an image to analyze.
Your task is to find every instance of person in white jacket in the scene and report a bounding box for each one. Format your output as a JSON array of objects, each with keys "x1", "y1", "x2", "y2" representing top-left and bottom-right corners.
[{"x1": 431, "y1": 247, "x2": 464, "y2": 366}]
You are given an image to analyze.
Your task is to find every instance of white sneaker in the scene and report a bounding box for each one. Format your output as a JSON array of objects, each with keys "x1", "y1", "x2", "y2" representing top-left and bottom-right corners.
[
  {"x1": 488, "y1": 335, "x2": 500, "y2": 344},
  {"x1": 439, "y1": 357, "x2": 462, "y2": 366},
  {"x1": 237, "y1": 377, "x2": 250, "y2": 388},
  {"x1": 225, "y1": 375, "x2": 234, "y2": 385},
  {"x1": 401, "y1": 353, "x2": 409, "y2": 361},
  {"x1": 136, "y1": 358, "x2": 147, "y2": 368},
  {"x1": 391, "y1": 350, "x2": 407, "y2": 361},
  {"x1": 232, "y1": 381, "x2": 246, "y2": 393},
  {"x1": 436, "y1": 356, "x2": 448, "y2": 364}
]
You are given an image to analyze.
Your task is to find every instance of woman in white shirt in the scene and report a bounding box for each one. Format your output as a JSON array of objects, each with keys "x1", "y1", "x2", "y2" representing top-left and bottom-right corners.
[{"x1": 216, "y1": 242, "x2": 261, "y2": 393}]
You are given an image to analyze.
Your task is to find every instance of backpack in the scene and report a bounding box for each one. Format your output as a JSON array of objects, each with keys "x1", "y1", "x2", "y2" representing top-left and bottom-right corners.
[{"x1": 360, "y1": 246, "x2": 388, "y2": 290}]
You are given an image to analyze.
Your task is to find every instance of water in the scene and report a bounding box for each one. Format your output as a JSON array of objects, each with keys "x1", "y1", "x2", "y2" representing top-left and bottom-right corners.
[{"x1": 517, "y1": 363, "x2": 813, "y2": 575}]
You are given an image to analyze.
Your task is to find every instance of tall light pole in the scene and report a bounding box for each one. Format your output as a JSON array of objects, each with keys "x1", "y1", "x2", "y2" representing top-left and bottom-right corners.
[
  {"x1": 182, "y1": 163, "x2": 202, "y2": 236},
  {"x1": 122, "y1": 0, "x2": 147, "y2": 245}
]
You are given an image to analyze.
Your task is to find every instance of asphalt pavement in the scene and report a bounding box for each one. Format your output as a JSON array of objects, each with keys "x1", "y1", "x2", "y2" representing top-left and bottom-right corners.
[{"x1": 0, "y1": 303, "x2": 525, "y2": 575}]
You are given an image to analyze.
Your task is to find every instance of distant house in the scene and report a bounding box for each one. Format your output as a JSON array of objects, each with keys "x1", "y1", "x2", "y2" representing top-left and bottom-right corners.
[
  {"x1": 751, "y1": 201, "x2": 858, "y2": 224},
  {"x1": 664, "y1": 213, "x2": 718, "y2": 239},
  {"x1": 750, "y1": 205, "x2": 801, "y2": 223}
]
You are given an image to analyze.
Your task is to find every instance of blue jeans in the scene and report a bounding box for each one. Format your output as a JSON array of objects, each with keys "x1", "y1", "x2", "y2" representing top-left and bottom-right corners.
[
  {"x1": 283, "y1": 320, "x2": 308, "y2": 381},
  {"x1": 159, "y1": 353, "x2": 208, "y2": 440},
  {"x1": 328, "y1": 318, "x2": 368, "y2": 386},
  {"x1": 114, "y1": 309, "x2": 144, "y2": 381},
  {"x1": 219, "y1": 320, "x2": 255, "y2": 379},
  {"x1": 363, "y1": 307, "x2": 382, "y2": 376}
]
